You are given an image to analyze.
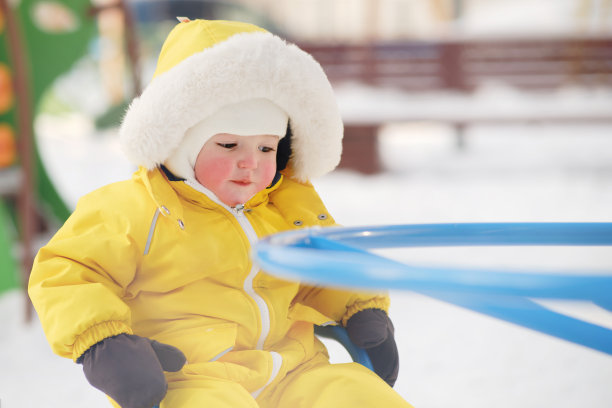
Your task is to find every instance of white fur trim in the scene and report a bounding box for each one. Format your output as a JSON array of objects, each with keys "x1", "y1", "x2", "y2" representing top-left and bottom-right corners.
[{"x1": 119, "y1": 31, "x2": 343, "y2": 181}]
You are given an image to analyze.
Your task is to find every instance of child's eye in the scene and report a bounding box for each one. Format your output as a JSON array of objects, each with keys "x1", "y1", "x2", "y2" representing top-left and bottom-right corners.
[
  {"x1": 259, "y1": 146, "x2": 276, "y2": 153},
  {"x1": 217, "y1": 143, "x2": 237, "y2": 149}
]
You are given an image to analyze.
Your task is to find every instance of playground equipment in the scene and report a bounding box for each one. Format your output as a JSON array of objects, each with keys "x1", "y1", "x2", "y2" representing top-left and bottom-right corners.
[
  {"x1": 254, "y1": 223, "x2": 612, "y2": 356},
  {"x1": 0, "y1": 199, "x2": 18, "y2": 290},
  {"x1": 0, "y1": 0, "x2": 98, "y2": 303}
]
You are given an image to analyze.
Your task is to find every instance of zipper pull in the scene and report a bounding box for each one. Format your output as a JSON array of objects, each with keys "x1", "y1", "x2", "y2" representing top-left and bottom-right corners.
[{"x1": 233, "y1": 204, "x2": 245, "y2": 215}]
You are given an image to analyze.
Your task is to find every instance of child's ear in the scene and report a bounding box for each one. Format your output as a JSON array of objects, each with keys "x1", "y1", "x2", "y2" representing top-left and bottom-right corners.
[{"x1": 276, "y1": 125, "x2": 292, "y2": 171}]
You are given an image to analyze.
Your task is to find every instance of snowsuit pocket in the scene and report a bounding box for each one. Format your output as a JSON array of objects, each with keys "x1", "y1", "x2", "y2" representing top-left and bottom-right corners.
[
  {"x1": 160, "y1": 323, "x2": 238, "y2": 364},
  {"x1": 285, "y1": 303, "x2": 337, "y2": 362}
]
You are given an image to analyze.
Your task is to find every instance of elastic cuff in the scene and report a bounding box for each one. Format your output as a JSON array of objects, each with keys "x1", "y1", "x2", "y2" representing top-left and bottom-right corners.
[
  {"x1": 72, "y1": 321, "x2": 133, "y2": 362},
  {"x1": 341, "y1": 296, "x2": 390, "y2": 327}
]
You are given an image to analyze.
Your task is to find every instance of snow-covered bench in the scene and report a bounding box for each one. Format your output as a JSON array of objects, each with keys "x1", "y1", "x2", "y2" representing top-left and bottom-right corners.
[{"x1": 300, "y1": 38, "x2": 612, "y2": 173}]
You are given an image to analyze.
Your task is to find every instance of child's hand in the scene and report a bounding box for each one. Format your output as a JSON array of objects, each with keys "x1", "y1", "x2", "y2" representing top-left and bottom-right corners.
[
  {"x1": 79, "y1": 334, "x2": 186, "y2": 408},
  {"x1": 346, "y1": 309, "x2": 399, "y2": 387}
]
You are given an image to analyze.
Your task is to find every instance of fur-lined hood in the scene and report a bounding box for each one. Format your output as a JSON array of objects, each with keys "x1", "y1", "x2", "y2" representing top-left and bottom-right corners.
[{"x1": 119, "y1": 19, "x2": 343, "y2": 182}]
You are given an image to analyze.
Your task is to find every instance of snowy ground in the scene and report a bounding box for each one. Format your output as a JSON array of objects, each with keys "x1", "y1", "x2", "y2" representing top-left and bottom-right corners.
[{"x1": 2, "y1": 88, "x2": 612, "y2": 407}]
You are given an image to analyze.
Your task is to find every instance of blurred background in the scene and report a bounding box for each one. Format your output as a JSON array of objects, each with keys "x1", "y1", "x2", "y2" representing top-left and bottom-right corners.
[{"x1": 1, "y1": 0, "x2": 612, "y2": 407}]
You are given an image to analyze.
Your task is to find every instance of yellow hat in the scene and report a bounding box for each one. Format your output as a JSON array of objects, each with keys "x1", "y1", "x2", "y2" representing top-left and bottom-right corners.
[
  {"x1": 120, "y1": 19, "x2": 343, "y2": 182},
  {"x1": 153, "y1": 20, "x2": 266, "y2": 78}
]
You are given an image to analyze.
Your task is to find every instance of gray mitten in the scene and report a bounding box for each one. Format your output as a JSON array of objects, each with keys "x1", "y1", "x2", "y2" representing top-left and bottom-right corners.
[
  {"x1": 79, "y1": 333, "x2": 186, "y2": 408},
  {"x1": 346, "y1": 308, "x2": 399, "y2": 387}
]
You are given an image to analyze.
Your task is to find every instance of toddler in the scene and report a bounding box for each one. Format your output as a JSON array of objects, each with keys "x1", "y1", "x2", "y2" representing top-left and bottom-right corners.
[{"x1": 29, "y1": 19, "x2": 412, "y2": 408}]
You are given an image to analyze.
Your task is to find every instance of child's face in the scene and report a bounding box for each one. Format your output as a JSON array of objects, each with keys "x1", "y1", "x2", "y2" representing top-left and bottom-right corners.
[{"x1": 194, "y1": 133, "x2": 280, "y2": 207}]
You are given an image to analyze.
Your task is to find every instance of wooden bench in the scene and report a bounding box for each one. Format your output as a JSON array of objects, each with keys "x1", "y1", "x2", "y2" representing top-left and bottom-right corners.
[{"x1": 300, "y1": 37, "x2": 612, "y2": 173}]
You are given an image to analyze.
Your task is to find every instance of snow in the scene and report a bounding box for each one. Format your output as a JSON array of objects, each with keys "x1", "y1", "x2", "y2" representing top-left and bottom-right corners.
[
  {"x1": 0, "y1": 292, "x2": 110, "y2": 407},
  {"x1": 336, "y1": 84, "x2": 612, "y2": 123}
]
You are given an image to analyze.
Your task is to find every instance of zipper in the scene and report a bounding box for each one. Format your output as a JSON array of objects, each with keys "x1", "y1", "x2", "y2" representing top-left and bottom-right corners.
[
  {"x1": 231, "y1": 204, "x2": 272, "y2": 349},
  {"x1": 233, "y1": 206, "x2": 284, "y2": 398},
  {"x1": 184, "y1": 180, "x2": 281, "y2": 386},
  {"x1": 186, "y1": 180, "x2": 273, "y2": 347},
  {"x1": 251, "y1": 351, "x2": 282, "y2": 399}
]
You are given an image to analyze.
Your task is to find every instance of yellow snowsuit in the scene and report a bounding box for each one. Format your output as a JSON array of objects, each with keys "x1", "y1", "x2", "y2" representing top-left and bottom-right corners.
[
  {"x1": 29, "y1": 18, "x2": 413, "y2": 407},
  {"x1": 29, "y1": 167, "x2": 409, "y2": 407}
]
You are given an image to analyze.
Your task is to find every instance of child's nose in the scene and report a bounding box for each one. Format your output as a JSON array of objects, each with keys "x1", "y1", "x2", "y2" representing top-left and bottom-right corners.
[{"x1": 237, "y1": 151, "x2": 257, "y2": 169}]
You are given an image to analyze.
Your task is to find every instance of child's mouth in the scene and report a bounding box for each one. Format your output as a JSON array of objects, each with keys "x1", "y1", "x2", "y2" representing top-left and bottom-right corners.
[{"x1": 232, "y1": 180, "x2": 252, "y2": 186}]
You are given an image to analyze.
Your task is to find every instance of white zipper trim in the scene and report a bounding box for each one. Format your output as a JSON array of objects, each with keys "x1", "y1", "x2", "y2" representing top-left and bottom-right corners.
[
  {"x1": 247, "y1": 274, "x2": 271, "y2": 349},
  {"x1": 184, "y1": 179, "x2": 272, "y2": 348},
  {"x1": 251, "y1": 351, "x2": 283, "y2": 399},
  {"x1": 210, "y1": 346, "x2": 234, "y2": 362},
  {"x1": 185, "y1": 180, "x2": 282, "y2": 393}
]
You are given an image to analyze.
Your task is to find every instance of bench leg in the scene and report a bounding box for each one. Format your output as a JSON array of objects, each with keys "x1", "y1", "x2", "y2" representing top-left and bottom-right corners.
[{"x1": 339, "y1": 124, "x2": 381, "y2": 174}]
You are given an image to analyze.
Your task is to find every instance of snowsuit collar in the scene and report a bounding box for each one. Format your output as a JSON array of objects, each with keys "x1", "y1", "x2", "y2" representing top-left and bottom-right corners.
[{"x1": 136, "y1": 166, "x2": 283, "y2": 218}]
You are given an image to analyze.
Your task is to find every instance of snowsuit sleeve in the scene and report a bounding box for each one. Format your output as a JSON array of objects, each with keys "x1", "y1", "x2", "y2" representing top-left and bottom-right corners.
[
  {"x1": 295, "y1": 285, "x2": 390, "y2": 326},
  {"x1": 270, "y1": 176, "x2": 391, "y2": 326},
  {"x1": 28, "y1": 182, "x2": 149, "y2": 362}
]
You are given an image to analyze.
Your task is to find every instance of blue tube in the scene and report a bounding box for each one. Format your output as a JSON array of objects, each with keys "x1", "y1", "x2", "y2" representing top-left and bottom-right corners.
[
  {"x1": 253, "y1": 223, "x2": 612, "y2": 355},
  {"x1": 284, "y1": 223, "x2": 612, "y2": 249},
  {"x1": 255, "y1": 239, "x2": 612, "y2": 300},
  {"x1": 315, "y1": 325, "x2": 374, "y2": 370},
  {"x1": 422, "y1": 291, "x2": 612, "y2": 355}
]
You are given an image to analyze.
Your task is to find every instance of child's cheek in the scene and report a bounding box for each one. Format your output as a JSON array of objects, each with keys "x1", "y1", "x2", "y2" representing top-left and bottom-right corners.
[
  {"x1": 261, "y1": 160, "x2": 278, "y2": 185},
  {"x1": 196, "y1": 157, "x2": 232, "y2": 190}
]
